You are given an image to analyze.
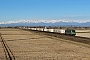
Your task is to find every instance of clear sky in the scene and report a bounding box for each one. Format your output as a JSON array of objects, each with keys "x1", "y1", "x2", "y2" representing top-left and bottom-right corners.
[{"x1": 0, "y1": 0, "x2": 90, "y2": 22}]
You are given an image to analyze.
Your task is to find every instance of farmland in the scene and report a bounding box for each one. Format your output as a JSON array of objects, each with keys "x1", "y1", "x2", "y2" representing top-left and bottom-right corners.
[
  {"x1": 76, "y1": 30, "x2": 90, "y2": 38},
  {"x1": 0, "y1": 28, "x2": 90, "y2": 60}
]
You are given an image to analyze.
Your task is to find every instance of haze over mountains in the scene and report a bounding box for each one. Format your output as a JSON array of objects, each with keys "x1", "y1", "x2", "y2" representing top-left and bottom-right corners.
[{"x1": 0, "y1": 20, "x2": 90, "y2": 27}]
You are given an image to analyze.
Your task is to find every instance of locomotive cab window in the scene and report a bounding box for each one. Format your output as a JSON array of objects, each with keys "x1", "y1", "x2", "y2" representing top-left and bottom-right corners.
[{"x1": 72, "y1": 30, "x2": 75, "y2": 32}]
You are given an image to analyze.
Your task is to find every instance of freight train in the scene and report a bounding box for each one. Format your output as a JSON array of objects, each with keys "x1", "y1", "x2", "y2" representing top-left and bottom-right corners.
[{"x1": 21, "y1": 27, "x2": 76, "y2": 36}]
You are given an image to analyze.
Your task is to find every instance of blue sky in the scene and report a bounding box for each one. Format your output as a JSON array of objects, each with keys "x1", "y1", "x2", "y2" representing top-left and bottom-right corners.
[{"x1": 0, "y1": 0, "x2": 90, "y2": 22}]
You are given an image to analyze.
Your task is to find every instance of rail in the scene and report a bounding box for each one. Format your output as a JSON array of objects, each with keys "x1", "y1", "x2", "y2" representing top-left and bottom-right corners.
[{"x1": 0, "y1": 33, "x2": 15, "y2": 60}]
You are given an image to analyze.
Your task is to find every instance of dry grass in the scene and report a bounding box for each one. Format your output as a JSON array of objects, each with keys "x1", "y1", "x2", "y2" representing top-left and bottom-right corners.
[
  {"x1": 76, "y1": 30, "x2": 90, "y2": 38},
  {"x1": 0, "y1": 28, "x2": 90, "y2": 60},
  {"x1": 0, "y1": 41, "x2": 6, "y2": 60}
]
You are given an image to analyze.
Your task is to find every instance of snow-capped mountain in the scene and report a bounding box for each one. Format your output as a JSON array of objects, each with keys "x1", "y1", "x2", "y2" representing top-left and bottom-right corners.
[{"x1": 0, "y1": 20, "x2": 90, "y2": 27}]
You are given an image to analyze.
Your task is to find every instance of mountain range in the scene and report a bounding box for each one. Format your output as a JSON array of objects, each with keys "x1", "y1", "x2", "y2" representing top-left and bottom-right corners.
[{"x1": 0, "y1": 20, "x2": 90, "y2": 27}]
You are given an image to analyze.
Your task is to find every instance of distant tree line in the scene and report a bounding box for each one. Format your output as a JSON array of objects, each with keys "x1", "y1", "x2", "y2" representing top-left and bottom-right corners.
[{"x1": 0, "y1": 26, "x2": 90, "y2": 30}]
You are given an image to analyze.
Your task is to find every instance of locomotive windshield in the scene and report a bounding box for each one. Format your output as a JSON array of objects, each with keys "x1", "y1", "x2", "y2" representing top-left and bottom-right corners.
[{"x1": 72, "y1": 30, "x2": 75, "y2": 32}]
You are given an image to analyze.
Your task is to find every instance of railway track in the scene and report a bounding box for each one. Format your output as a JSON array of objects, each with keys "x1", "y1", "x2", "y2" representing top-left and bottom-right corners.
[
  {"x1": 0, "y1": 33, "x2": 15, "y2": 60},
  {"x1": 23, "y1": 29, "x2": 90, "y2": 45}
]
